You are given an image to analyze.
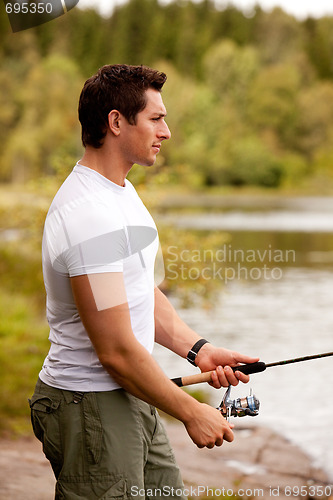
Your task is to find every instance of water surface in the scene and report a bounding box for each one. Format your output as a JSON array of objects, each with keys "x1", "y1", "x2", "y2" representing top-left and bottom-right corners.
[{"x1": 154, "y1": 198, "x2": 333, "y2": 480}]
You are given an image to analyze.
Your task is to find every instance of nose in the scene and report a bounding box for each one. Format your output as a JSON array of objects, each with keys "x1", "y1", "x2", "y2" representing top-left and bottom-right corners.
[{"x1": 159, "y1": 120, "x2": 171, "y2": 141}]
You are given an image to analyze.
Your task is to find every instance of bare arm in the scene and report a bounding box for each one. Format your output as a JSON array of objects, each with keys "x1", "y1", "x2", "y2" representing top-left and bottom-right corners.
[
  {"x1": 70, "y1": 273, "x2": 234, "y2": 448},
  {"x1": 154, "y1": 286, "x2": 200, "y2": 358},
  {"x1": 154, "y1": 287, "x2": 259, "y2": 388}
]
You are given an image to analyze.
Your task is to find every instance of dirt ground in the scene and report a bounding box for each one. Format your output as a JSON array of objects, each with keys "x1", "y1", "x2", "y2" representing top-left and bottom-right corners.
[{"x1": 0, "y1": 422, "x2": 331, "y2": 500}]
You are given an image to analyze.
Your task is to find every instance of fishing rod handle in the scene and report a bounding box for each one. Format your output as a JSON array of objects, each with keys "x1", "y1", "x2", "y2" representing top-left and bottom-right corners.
[
  {"x1": 172, "y1": 371, "x2": 214, "y2": 387},
  {"x1": 234, "y1": 361, "x2": 266, "y2": 375},
  {"x1": 172, "y1": 361, "x2": 266, "y2": 387}
]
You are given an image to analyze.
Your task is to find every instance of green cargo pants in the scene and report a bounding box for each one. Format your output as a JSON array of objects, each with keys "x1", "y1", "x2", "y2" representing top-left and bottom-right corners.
[{"x1": 29, "y1": 379, "x2": 187, "y2": 500}]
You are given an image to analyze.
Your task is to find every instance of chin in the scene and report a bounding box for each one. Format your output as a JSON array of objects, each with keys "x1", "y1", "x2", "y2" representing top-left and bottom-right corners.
[{"x1": 138, "y1": 158, "x2": 156, "y2": 167}]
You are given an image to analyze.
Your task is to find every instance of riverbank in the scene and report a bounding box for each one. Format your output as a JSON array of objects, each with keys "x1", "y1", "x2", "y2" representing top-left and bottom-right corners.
[
  {"x1": 0, "y1": 421, "x2": 330, "y2": 500},
  {"x1": 164, "y1": 421, "x2": 331, "y2": 499}
]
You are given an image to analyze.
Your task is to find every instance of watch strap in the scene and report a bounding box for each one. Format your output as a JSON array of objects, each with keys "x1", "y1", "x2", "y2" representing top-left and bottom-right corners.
[{"x1": 186, "y1": 339, "x2": 209, "y2": 366}]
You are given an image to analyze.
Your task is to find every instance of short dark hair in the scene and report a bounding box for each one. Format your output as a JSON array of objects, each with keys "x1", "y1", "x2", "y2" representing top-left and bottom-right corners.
[{"x1": 78, "y1": 64, "x2": 167, "y2": 149}]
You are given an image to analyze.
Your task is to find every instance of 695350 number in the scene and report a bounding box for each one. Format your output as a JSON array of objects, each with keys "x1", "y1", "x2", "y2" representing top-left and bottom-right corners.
[{"x1": 5, "y1": 2, "x2": 53, "y2": 14}]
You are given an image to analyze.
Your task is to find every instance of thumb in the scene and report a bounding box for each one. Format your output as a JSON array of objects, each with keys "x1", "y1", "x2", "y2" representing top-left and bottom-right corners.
[{"x1": 223, "y1": 424, "x2": 234, "y2": 443}]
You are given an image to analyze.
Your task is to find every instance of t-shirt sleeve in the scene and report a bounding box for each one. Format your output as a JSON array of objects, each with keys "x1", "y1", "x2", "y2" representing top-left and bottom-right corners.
[{"x1": 44, "y1": 200, "x2": 127, "y2": 276}]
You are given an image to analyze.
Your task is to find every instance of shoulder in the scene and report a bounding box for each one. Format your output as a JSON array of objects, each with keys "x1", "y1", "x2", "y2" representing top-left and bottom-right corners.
[{"x1": 124, "y1": 179, "x2": 141, "y2": 199}]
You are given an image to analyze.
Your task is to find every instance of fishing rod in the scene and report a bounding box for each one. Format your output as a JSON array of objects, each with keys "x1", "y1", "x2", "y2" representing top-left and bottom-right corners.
[
  {"x1": 172, "y1": 351, "x2": 333, "y2": 386},
  {"x1": 171, "y1": 351, "x2": 333, "y2": 419}
]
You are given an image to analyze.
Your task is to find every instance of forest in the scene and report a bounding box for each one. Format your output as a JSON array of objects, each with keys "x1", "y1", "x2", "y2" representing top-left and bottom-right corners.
[{"x1": 0, "y1": 0, "x2": 333, "y2": 190}]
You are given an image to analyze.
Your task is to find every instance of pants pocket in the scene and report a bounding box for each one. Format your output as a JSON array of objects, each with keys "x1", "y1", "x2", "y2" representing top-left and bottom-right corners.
[
  {"x1": 100, "y1": 478, "x2": 127, "y2": 499},
  {"x1": 56, "y1": 476, "x2": 127, "y2": 500},
  {"x1": 82, "y1": 392, "x2": 103, "y2": 465},
  {"x1": 29, "y1": 392, "x2": 62, "y2": 476}
]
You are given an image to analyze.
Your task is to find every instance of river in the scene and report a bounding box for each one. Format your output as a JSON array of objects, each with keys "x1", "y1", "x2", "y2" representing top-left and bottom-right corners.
[{"x1": 153, "y1": 196, "x2": 333, "y2": 481}]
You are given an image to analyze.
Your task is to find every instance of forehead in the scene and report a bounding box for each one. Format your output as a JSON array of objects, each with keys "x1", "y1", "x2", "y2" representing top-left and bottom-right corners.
[{"x1": 142, "y1": 88, "x2": 167, "y2": 115}]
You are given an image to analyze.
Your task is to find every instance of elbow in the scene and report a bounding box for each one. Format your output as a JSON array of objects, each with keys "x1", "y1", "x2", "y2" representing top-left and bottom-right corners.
[{"x1": 98, "y1": 350, "x2": 131, "y2": 386}]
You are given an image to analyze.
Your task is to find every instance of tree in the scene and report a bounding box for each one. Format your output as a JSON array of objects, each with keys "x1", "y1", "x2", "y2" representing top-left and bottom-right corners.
[
  {"x1": 295, "y1": 82, "x2": 333, "y2": 160},
  {"x1": 203, "y1": 39, "x2": 259, "y2": 110},
  {"x1": 255, "y1": 8, "x2": 303, "y2": 64},
  {"x1": 247, "y1": 63, "x2": 301, "y2": 148},
  {"x1": 2, "y1": 55, "x2": 82, "y2": 182},
  {"x1": 303, "y1": 17, "x2": 333, "y2": 80}
]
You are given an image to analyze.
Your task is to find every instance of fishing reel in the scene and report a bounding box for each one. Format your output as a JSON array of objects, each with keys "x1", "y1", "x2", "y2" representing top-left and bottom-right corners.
[{"x1": 218, "y1": 385, "x2": 260, "y2": 420}]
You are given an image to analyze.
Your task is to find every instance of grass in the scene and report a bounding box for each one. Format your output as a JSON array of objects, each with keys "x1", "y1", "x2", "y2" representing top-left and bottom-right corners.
[
  {"x1": 0, "y1": 191, "x2": 49, "y2": 436},
  {"x1": 0, "y1": 289, "x2": 49, "y2": 436}
]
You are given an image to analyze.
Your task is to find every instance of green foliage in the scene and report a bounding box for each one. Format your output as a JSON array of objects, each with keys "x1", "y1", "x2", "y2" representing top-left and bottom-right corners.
[
  {"x1": 1, "y1": 0, "x2": 333, "y2": 189},
  {"x1": 0, "y1": 0, "x2": 333, "y2": 187},
  {"x1": 294, "y1": 82, "x2": 333, "y2": 159},
  {"x1": 247, "y1": 63, "x2": 301, "y2": 147},
  {"x1": 219, "y1": 136, "x2": 285, "y2": 187},
  {"x1": 183, "y1": 388, "x2": 210, "y2": 404},
  {"x1": 0, "y1": 291, "x2": 49, "y2": 434},
  {"x1": 303, "y1": 17, "x2": 333, "y2": 80},
  {"x1": 255, "y1": 8, "x2": 304, "y2": 64},
  {"x1": 0, "y1": 192, "x2": 50, "y2": 434},
  {"x1": 203, "y1": 39, "x2": 260, "y2": 105},
  {"x1": 1, "y1": 53, "x2": 82, "y2": 182},
  {"x1": 158, "y1": 224, "x2": 230, "y2": 307}
]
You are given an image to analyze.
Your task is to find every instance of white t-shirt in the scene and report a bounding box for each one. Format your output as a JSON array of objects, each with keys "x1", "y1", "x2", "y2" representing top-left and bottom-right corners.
[{"x1": 39, "y1": 164, "x2": 159, "y2": 391}]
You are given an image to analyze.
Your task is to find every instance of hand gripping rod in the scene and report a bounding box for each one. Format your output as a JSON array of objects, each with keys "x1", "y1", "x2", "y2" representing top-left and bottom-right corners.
[{"x1": 172, "y1": 351, "x2": 333, "y2": 387}]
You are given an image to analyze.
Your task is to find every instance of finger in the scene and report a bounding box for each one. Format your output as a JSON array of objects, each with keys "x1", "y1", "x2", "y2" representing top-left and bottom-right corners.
[
  {"x1": 234, "y1": 353, "x2": 260, "y2": 365},
  {"x1": 224, "y1": 366, "x2": 239, "y2": 386},
  {"x1": 209, "y1": 369, "x2": 222, "y2": 389},
  {"x1": 215, "y1": 365, "x2": 230, "y2": 387},
  {"x1": 234, "y1": 370, "x2": 250, "y2": 384},
  {"x1": 215, "y1": 436, "x2": 223, "y2": 447},
  {"x1": 197, "y1": 440, "x2": 215, "y2": 449},
  {"x1": 223, "y1": 425, "x2": 234, "y2": 443}
]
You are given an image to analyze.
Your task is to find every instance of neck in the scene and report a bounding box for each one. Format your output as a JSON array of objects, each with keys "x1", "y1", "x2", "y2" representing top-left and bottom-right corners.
[{"x1": 79, "y1": 145, "x2": 132, "y2": 187}]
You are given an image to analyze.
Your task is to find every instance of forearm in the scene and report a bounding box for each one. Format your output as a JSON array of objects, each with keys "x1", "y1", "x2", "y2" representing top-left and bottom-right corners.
[
  {"x1": 101, "y1": 336, "x2": 199, "y2": 422},
  {"x1": 154, "y1": 287, "x2": 201, "y2": 357}
]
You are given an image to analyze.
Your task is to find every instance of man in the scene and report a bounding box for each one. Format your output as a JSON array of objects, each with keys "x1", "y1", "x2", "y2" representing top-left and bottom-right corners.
[{"x1": 30, "y1": 64, "x2": 258, "y2": 499}]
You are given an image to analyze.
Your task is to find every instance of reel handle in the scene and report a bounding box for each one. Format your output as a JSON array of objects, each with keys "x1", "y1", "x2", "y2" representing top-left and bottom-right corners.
[{"x1": 172, "y1": 361, "x2": 266, "y2": 387}]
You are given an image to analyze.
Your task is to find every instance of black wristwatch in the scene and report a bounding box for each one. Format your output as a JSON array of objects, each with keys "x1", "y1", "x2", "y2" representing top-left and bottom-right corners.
[{"x1": 186, "y1": 339, "x2": 210, "y2": 366}]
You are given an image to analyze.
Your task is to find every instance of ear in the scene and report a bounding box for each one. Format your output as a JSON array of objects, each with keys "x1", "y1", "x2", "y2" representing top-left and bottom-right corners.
[{"x1": 108, "y1": 110, "x2": 121, "y2": 136}]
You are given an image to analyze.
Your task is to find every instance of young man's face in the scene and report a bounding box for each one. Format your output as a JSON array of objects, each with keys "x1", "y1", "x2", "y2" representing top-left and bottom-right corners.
[{"x1": 119, "y1": 88, "x2": 171, "y2": 167}]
